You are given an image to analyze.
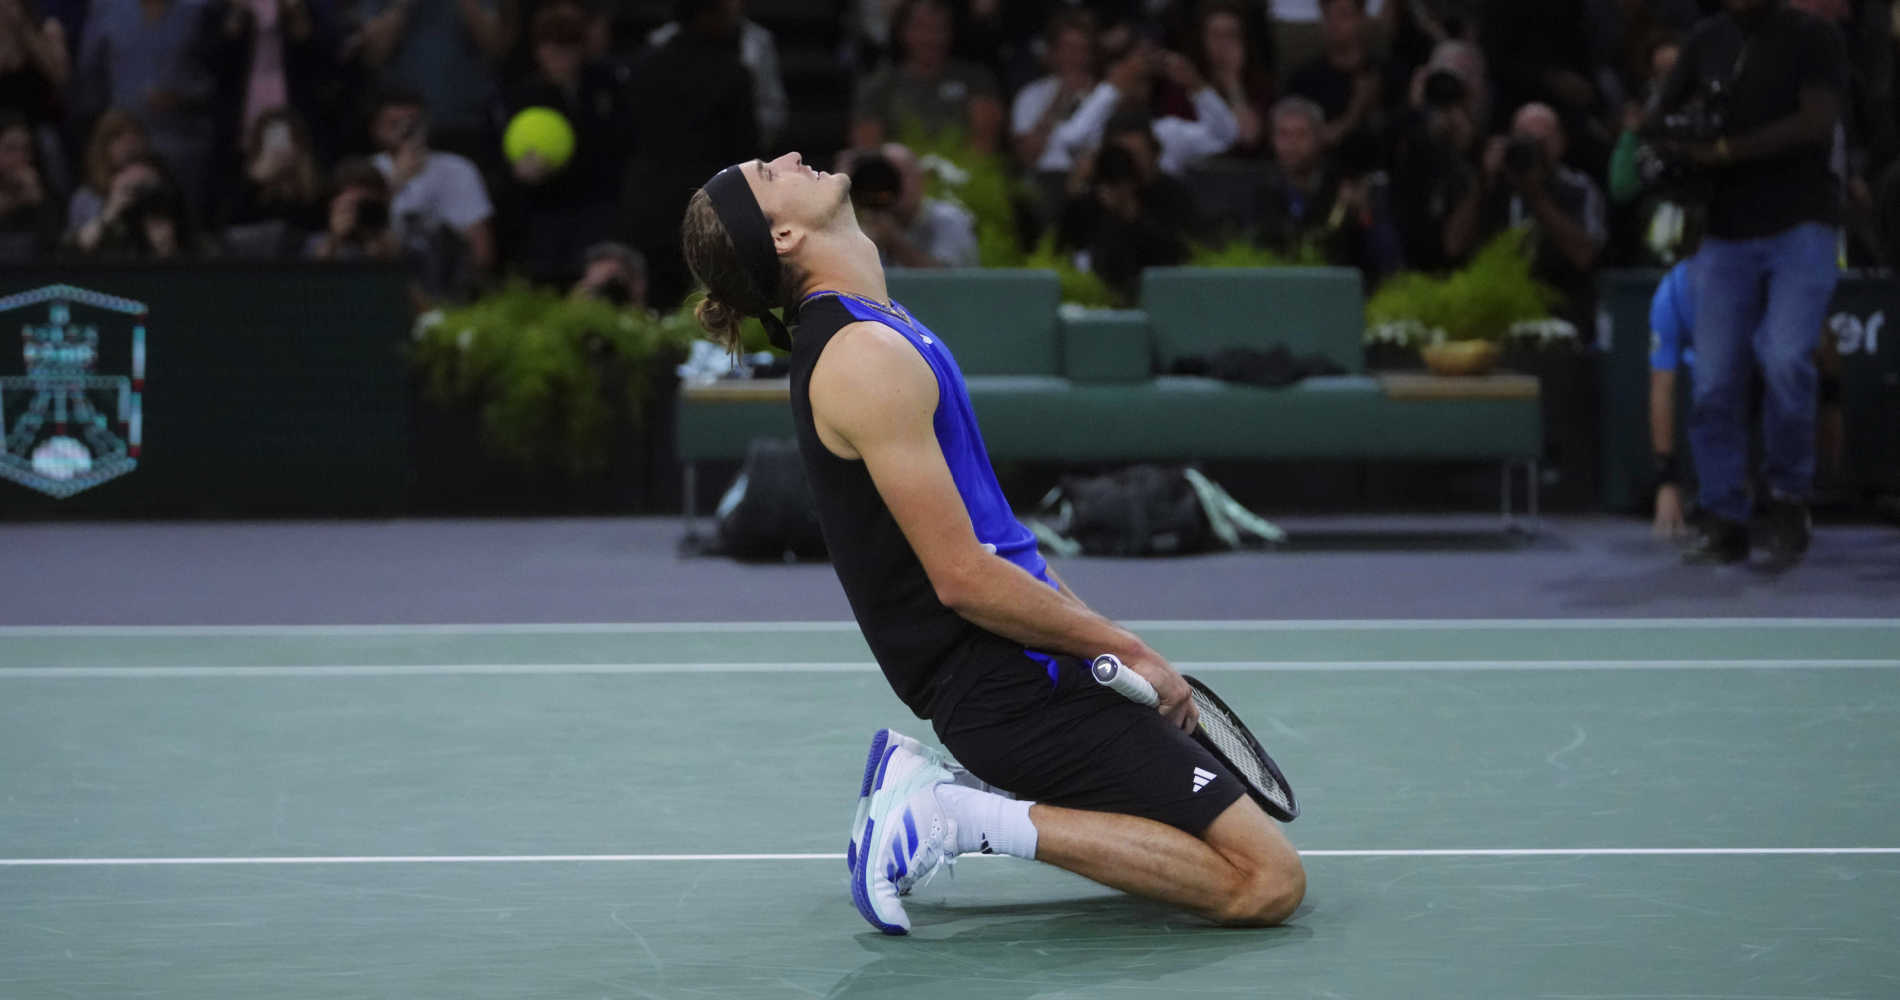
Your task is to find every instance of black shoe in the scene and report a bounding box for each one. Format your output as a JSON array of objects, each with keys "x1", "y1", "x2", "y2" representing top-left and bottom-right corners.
[
  {"x1": 1683, "y1": 518, "x2": 1749, "y2": 565},
  {"x1": 1763, "y1": 498, "x2": 1812, "y2": 567}
]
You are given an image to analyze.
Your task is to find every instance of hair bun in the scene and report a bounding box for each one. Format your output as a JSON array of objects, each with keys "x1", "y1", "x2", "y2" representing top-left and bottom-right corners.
[{"x1": 694, "y1": 294, "x2": 745, "y2": 355}]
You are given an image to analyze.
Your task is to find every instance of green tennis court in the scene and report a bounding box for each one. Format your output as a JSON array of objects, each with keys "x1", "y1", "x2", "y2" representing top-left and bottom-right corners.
[{"x1": 4, "y1": 619, "x2": 1898, "y2": 998}]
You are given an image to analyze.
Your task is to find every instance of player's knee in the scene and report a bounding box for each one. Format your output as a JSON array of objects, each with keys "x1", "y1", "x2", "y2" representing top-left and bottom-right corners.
[{"x1": 1214, "y1": 854, "x2": 1305, "y2": 927}]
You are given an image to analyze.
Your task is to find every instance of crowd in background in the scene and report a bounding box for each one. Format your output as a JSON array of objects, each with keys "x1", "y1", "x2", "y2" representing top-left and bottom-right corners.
[{"x1": 0, "y1": 0, "x2": 1893, "y2": 313}]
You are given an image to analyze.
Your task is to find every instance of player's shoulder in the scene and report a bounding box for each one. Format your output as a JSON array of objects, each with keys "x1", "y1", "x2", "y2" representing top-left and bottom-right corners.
[
  {"x1": 818, "y1": 320, "x2": 929, "y2": 387},
  {"x1": 809, "y1": 320, "x2": 939, "y2": 435}
]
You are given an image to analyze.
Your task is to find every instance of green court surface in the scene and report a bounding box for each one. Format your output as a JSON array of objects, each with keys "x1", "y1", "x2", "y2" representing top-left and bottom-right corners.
[{"x1": 3, "y1": 619, "x2": 1898, "y2": 999}]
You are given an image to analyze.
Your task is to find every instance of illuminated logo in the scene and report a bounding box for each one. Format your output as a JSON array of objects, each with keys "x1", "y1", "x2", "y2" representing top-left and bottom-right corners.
[{"x1": 0, "y1": 284, "x2": 145, "y2": 498}]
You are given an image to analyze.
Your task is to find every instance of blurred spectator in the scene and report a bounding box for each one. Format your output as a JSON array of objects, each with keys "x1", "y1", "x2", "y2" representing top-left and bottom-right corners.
[
  {"x1": 851, "y1": 0, "x2": 1004, "y2": 155},
  {"x1": 1047, "y1": 27, "x2": 1239, "y2": 177},
  {"x1": 369, "y1": 87, "x2": 495, "y2": 277},
  {"x1": 650, "y1": 0, "x2": 786, "y2": 148},
  {"x1": 1255, "y1": 98, "x2": 1403, "y2": 281},
  {"x1": 621, "y1": 0, "x2": 757, "y2": 310},
  {"x1": 1057, "y1": 111, "x2": 1194, "y2": 304},
  {"x1": 1378, "y1": 0, "x2": 1482, "y2": 82},
  {"x1": 569, "y1": 240, "x2": 646, "y2": 308},
  {"x1": 213, "y1": 0, "x2": 342, "y2": 161},
  {"x1": 217, "y1": 106, "x2": 324, "y2": 257},
  {"x1": 65, "y1": 109, "x2": 152, "y2": 236},
  {"x1": 1479, "y1": 0, "x2": 1610, "y2": 170},
  {"x1": 502, "y1": 1, "x2": 626, "y2": 283},
  {"x1": 1386, "y1": 39, "x2": 1484, "y2": 270},
  {"x1": 1607, "y1": 33, "x2": 1696, "y2": 265},
  {"x1": 1287, "y1": 0, "x2": 1390, "y2": 150},
  {"x1": 841, "y1": 142, "x2": 978, "y2": 268},
  {"x1": 64, "y1": 155, "x2": 196, "y2": 259},
  {"x1": 304, "y1": 155, "x2": 399, "y2": 259},
  {"x1": 1012, "y1": 9, "x2": 1098, "y2": 173},
  {"x1": 1192, "y1": 0, "x2": 1276, "y2": 158},
  {"x1": 1454, "y1": 103, "x2": 1606, "y2": 325},
  {"x1": 74, "y1": 0, "x2": 227, "y2": 213},
  {"x1": 0, "y1": 111, "x2": 61, "y2": 261},
  {"x1": 0, "y1": 0, "x2": 72, "y2": 130},
  {"x1": 347, "y1": 0, "x2": 507, "y2": 159},
  {"x1": 1269, "y1": 0, "x2": 1383, "y2": 88}
]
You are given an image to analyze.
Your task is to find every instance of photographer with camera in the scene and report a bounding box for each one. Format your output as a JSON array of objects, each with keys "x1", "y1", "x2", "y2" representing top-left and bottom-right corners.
[
  {"x1": 1641, "y1": 0, "x2": 1845, "y2": 567},
  {"x1": 840, "y1": 142, "x2": 978, "y2": 270},
  {"x1": 570, "y1": 242, "x2": 647, "y2": 310},
  {"x1": 1388, "y1": 40, "x2": 1485, "y2": 271},
  {"x1": 304, "y1": 157, "x2": 399, "y2": 261},
  {"x1": 1448, "y1": 102, "x2": 1607, "y2": 325},
  {"x1": 1055, "y1": 110, "x2": 1194, "y2": 305}
]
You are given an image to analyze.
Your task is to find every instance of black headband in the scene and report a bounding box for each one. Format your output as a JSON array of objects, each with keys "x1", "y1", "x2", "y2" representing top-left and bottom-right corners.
[{"x1": 704, "y1": 164, "x2": 792, "y2": 350}]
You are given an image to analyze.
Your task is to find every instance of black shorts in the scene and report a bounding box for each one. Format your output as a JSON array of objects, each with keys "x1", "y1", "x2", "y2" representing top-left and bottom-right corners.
[{"x1": 929, "y1": 637, "x2": 1245, "y2": 837}]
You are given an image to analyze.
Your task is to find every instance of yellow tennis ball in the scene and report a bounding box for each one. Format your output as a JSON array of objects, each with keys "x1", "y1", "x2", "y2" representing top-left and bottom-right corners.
[{"x1": 503, "y1": 107, "x2": 576, "y2": 171}]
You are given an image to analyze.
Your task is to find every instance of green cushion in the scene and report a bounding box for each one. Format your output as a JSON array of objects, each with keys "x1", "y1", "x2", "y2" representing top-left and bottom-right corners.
[
  {"x1": 679, "y1": 377, "x2": 1541, "y2": 463},
  {"x1": 1139, "y1": 267, "x2": 1367, "y2": 373},
  {"x1": 1059, "y1": 307, "x2": 1152, "y2": 383},
  {"x1": 675, "y1": 395, "x2": 794, "y2": 462},
  {"x1": 886, "y1": 268, "x2": 1062, "y2": 376},
  {"x1": 967, "y1": 377, "x2": 1539, "y2": 462}
]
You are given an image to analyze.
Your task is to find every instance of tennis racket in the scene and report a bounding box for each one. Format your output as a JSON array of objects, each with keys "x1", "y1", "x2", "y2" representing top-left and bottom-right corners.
[{"x1": 1092, "y1": 654, "x2": 1300, "y2": 822}]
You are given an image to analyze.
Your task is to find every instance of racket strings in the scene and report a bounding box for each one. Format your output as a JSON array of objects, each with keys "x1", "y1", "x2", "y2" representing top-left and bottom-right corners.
[{"x1": 1191, "y1": 690, "x2": 1294, "y2": 813}]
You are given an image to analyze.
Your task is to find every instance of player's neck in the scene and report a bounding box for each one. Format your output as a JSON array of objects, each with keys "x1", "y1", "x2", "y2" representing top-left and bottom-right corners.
[{"x1": 798, "y1": 226, "x2": 889, "y2": 306}]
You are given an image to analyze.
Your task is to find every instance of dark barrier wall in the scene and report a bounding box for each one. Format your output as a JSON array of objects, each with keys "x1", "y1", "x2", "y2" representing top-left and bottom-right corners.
[
  {"x1": 1599, "y1": 270, "x2": 1900, "y2": 512},
  {"x1": 0, "y1": 264, "x2": 412, "y2": 516}
]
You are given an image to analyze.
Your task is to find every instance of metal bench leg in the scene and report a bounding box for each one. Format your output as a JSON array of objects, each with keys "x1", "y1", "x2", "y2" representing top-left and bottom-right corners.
[
  {"x1": 1501, "y1": 462, "x2": 1514, "y2": 529},
  {"x1": 1527, "y1": 459, "x2": 1540, "y2": 529},
  {"x1": 682, "y1": 461, "x2": 698, "y2": 541}
]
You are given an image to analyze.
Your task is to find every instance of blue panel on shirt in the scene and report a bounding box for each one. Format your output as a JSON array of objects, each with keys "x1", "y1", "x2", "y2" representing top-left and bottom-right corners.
[
  {"x1": 828, "y1": 293, "x2": 1053, "y2": 588},
  {"x1": 1649, "y1": 259, "x2": 1698, "y2": 371}
]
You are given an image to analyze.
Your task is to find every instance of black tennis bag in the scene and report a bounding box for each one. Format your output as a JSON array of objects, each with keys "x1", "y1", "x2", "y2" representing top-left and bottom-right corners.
[
  {"x1": 1028, "y1": 465, "x2": 1285, "y2": 557},
  {"x1": 715, "y1": 438, "x2": 828, "y2": 560}
]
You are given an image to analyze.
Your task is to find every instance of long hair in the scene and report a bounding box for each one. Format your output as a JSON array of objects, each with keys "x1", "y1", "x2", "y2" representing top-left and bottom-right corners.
[
  {"x1": 83, "y1": 110, "x2": 149, "y2": 195},
  {"x1": 680, "y1": 188, "x2": 806, "y2": 356}
]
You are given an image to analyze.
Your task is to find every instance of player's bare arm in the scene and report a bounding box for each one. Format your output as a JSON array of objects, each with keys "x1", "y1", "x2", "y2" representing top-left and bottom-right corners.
[{"x1": 810, "y1": 320, "x2": 1195, "y2": 730}]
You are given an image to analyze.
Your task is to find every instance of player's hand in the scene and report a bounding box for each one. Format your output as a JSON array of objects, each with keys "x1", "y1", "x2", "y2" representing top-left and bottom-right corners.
[{"x1": 1129, "y1": 648, "x2": 1198, "y2": 732}]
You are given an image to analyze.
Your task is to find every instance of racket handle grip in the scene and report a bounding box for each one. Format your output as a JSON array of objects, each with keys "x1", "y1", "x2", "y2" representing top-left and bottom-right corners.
[{"x1": 1091, "y1": 654, "x2": 1159, "y2": 708}]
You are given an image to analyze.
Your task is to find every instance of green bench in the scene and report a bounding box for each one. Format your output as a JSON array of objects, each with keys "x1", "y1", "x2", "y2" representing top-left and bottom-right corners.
[{"x1": 676, "y1": 267, "x2": 1544, "y2": 530}]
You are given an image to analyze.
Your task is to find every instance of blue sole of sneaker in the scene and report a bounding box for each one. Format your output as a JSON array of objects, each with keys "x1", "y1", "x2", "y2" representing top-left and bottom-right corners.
[
  {"x1": 847, "y1": 729, "x2": 897, "y2": 873},
  {"x1": 850, "y1": 734, "x2": 910, "y2": 936}
]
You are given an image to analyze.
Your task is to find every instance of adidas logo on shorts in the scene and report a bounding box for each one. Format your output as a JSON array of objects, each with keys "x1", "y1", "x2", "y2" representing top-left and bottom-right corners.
[{"x1": 1191, "y1": 767, "x2": 1216, "y2": 793}]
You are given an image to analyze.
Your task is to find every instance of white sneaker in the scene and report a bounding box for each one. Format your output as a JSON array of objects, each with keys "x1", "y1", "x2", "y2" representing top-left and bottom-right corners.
[
  {"x1": 849, "y1": 742, "x2": 955, "y2": 935},
  {"x1": 848, "y1": 729, "x2": 981, "y2": 874}
]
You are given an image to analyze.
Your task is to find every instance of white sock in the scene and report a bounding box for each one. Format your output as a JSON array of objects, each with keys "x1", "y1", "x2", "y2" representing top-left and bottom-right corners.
[
  {"x1": 935, "y1": 784, "x2": 1038, "y2": 860},
  {"x1": 949, "y1": 767, "x2": 1013, "y2": 798}
]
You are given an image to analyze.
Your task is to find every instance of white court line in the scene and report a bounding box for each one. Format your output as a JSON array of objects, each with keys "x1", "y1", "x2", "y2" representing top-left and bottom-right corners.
[
  {"x1": 0, "y1": 618, "x2": 1894, "y2": 637},
  {"x1": 3, "y1": 659, "x2": 1896, "y2": 679},
  {"x1": 4, "y1": 848, "x2": 1898, "y2": 867}
]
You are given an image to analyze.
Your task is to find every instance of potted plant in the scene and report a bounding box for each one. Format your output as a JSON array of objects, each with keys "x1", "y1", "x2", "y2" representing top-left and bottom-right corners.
[
  {"x1": 1364, "y1": 227, "x2": 1561, "y2": 375},
  {"x1": 410, "y1": 283, "x2": 698, "y2": 510}
]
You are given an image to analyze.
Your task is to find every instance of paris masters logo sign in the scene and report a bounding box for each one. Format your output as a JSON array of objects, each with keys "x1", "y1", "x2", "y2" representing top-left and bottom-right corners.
[{"x1": 0, "y1": 284, "x2": 145, "y2": 498}]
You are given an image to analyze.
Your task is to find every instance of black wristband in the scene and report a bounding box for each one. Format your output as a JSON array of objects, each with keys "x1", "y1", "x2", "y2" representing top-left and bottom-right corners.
[{"x1": 1652, "y1": 452, "x2": 1680, "y2": 489}]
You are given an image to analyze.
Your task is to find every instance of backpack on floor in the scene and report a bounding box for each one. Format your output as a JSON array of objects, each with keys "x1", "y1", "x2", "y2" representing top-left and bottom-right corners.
[
  {"x1": 1026, "y1": 465, "x2": 1285, "y2": 557},
  {"x1": 714, "y1": 438, "x2": 828, "y2": 561}
]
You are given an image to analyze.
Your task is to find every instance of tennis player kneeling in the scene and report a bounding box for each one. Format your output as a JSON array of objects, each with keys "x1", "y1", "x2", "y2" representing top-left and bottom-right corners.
[{"x1": 681, "y1": 153, "x2": 1304, "y2": 935}]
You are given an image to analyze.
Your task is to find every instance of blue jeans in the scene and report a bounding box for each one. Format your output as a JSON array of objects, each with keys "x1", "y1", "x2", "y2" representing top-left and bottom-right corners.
[{"x1": 1689, "y1": 222, "x2": 1840, "y2": 523}]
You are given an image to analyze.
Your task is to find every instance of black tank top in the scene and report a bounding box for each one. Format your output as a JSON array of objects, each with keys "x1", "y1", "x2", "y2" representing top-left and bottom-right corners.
[{"x1": 789, "y1": 293, "x2": 1055, "y2": 717}]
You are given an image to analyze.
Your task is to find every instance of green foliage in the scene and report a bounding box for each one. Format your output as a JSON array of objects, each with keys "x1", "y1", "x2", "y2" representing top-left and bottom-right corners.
[
  {"x1": 1023, "y1": 234, "x2": 1117, "y2": 308},
  {"x1": 413, "y1": 283, "x2": 697, "y2": 474},
  {"x1": 1364, "y1": 228, "x2": 1561, "y2": 343},
  {"x1": 1188, "y1": 239, "x2": 1326, "y2": 269}
]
